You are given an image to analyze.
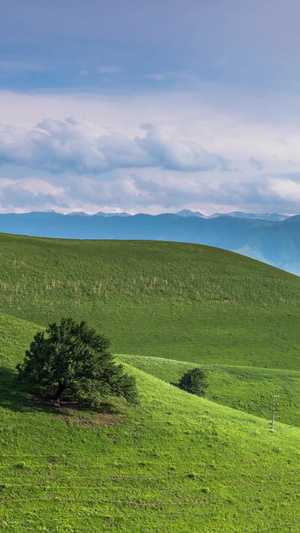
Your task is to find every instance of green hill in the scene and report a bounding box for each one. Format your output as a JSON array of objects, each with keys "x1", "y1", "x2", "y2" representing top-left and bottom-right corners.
[
  {"x1": 0, "y1": 234, "x2": 299, "y2": 369},
  {"x1": 118, "y1": 354, "x2": 300, "y2": 427},
  {"x1": 0, "y1": 313, "x2": 300, "y2": 532}
]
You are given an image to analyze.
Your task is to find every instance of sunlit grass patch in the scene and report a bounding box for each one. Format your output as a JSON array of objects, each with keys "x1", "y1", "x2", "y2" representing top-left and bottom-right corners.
[{"x1": 118, "y1": 354, "x2": 300, "y2": 427}]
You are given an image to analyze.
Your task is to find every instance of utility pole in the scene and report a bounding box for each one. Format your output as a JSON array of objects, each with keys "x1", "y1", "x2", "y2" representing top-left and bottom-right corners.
[{"x1": 272, "y1": 395, "x2": 278, "y2": 430}]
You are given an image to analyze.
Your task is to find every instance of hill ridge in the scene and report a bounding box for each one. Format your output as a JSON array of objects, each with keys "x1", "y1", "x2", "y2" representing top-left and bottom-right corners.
[{"x1": 0, "y1": 211, "x2": 300, "y2": 273}]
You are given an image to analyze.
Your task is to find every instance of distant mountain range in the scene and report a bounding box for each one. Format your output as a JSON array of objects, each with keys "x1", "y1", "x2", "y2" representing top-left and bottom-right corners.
[
  {"x1": 0, "y1": 210, "x2": 300, "y2": 275},
  {"x1": 65, "y1": 209, "x2": 288, "y2": 222},
  {"x1": 174, "y1": 210, "x2": 288, "y2": 221}
]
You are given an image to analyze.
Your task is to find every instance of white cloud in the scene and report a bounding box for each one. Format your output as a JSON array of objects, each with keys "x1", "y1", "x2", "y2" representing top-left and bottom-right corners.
[
  {"x1": 0, "y1": 177, "x2": 64, "y2": 198},
  {"x1": 136, "y1": 125, "x2": 228, "y2": 172},
  {"x1": 266, "y1": 177, "x2": 300, "y2": 202},
  {"x1": 96, "y1": 66, "x2": 120, "y2": 74},
  {"x1": 0, "y1": 177, "x2": 65, "y2": 213},
  {"x1": 0, "y1": 170, "x2": 298, "y2": 216},
  {"x1": 1, "y1": 90, "x2": 300, "y2": 215},
  {"x1": 0, "y1": 116, "x2": 226, "y2": 175},
  {"x1": 80, "y1": 66, "x2": 121, "y2": 76}
]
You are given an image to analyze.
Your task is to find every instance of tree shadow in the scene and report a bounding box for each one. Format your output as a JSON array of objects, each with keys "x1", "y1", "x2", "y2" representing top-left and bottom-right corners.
[{"x1": 0, "y1": 366, "x2": 122, "y2": 420}]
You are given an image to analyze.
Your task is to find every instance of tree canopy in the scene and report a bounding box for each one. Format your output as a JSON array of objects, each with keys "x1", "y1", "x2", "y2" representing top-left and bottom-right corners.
[{"x1": 17, "y1": 318, "x2": 138, "y2": 405}]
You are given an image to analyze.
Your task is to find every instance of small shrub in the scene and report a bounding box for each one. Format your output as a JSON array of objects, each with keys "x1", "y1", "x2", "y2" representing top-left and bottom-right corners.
[{"x1": 178, "y1": 367, "x2": 208, "y2": 396}]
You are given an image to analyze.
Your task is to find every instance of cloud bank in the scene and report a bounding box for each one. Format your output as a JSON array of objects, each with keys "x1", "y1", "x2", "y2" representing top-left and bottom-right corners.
[
  {"x1": 0, "y1": 171, "x2": 299, "y2": 216},
  {"x1": 0, "y1": 117, "x2": 226, "y2": 175},
  {"x1": 0, "y1": 93, "x2": 299, "y2": 216}
]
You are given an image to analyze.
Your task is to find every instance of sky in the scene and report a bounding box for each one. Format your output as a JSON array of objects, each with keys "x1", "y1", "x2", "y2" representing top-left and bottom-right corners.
[{"x1": 1, "y1": 0, "x2": 300, "y2": 215}]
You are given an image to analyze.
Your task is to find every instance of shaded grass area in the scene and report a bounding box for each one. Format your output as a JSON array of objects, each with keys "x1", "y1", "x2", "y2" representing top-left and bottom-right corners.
[
  {"x1": 118, "y1": 354, "x2": 300, "y2": 427},
  {"x1": 0, "y1": 235, "x2": 299, "y2": 369},
  {"x1": 0, "y1": 314, "x2": 299, "y2": 531}
]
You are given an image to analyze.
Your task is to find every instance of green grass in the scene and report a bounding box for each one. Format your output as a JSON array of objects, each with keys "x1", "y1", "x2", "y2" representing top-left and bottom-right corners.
[
  {"x1": 118, "y1": 354, "x2": 300, "y2": 427},
  {"x1": 0, "y1": 313, "x2": 43, "y2": 368},
  {"x1": 0, "y1": 313, "x2": 300, "y2": 532},
  {"x1": 0, "y1": 235, "x2": 300, "y2": 369},
  {"x1": 0, "y1": 235, "x2": 300, "y2": 531}
]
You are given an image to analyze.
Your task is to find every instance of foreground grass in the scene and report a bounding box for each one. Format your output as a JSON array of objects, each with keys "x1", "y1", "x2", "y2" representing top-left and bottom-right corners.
[
  {"x1": 118, "y1": 354, "x2": 300, "y2": 427},
  {"x1": 0, "y1": 315, "x2": 300, "y2": 532},
  {"x1": 0, "y1": 235, "x2": 300, "y2": 370}
]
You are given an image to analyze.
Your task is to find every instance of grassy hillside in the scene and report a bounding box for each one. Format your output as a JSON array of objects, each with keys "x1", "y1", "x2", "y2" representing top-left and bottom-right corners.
[
  {"x1": 0, "y1": 313, "x2": 300, "y2": 532},
  {"x1": 0, "y1": 234, "x2": 300, "y2": 369},
  {"x1": 118, "y1": 354, "x2": 300, "y2": 427},
  {"x1": 1, "y1": 211, "x2": 300, "y2": 275},
  {"x1": 0, "y1": 313, "x2": 42, "y2": 368}
]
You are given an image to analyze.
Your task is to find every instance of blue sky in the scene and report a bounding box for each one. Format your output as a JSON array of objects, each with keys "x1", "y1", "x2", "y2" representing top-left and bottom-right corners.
[{"x1": 1, "y1": 0, "x2": 300, "y2": 214}]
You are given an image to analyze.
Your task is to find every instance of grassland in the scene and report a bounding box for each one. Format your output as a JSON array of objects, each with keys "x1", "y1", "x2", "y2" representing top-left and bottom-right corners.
[
  {"x1": 0, "y1": 313, "x2": 300, "y2": 532},
  {"x1": 118, "y1": 354, "x2": 300, "y2": 427},
  {"x1": 0, "y1": 234, "x2": 300, "y2": 369},
  {"x1": 0, "y1": 235, "x2": 300, "y2": 531}
]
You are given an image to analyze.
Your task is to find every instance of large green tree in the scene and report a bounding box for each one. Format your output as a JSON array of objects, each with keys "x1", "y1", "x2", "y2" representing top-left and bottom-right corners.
[{"x1": 17, "y1": 318, "x2": 138, "y2": 405}]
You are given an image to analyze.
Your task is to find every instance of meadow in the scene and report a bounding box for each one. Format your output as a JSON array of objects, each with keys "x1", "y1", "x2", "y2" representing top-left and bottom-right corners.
[
  {"x1": 0, "y1": 235, "x2": 299, "y2": 531},
  {"x1": 118, "y1": 354, "x2": 300, "y2": 427},
  {"x1": 0, "y1": 313, "x2": 300, "y2": 532},
  {"x1": 0, "y1": 235, "x2": 300, "y2": 369}
]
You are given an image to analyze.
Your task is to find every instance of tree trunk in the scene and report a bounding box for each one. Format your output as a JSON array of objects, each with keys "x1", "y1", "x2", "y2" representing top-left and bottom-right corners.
[{"x1": 53, "y1": 381, "x2": 66, "y2": 401}]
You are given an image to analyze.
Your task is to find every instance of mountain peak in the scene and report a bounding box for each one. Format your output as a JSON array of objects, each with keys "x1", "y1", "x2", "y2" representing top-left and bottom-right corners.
[{"x1": 175, "y1": 209, "x2": 205, "y2": 217}]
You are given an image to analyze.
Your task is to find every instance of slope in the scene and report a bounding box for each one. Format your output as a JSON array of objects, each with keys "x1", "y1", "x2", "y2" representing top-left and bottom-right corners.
[
  {"x1": 0, "y1": 313, "x2": 299, "y2": 532},
  {"x1": 118, "y1": 354, "x2": 300, "y2": 427},
  {"x1": 0, "y1": 234, "x2": 300, "y2": 369}
]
